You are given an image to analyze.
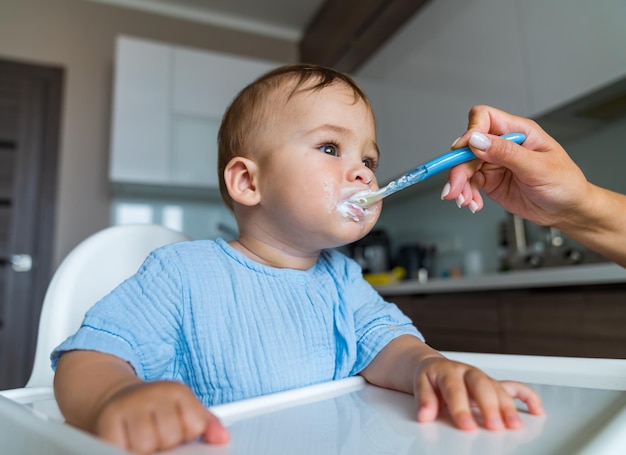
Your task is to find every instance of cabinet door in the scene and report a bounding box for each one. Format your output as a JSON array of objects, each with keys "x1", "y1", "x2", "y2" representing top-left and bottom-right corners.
[
  {"x1": 173, "y1": 48, "x2": 278, "y2": 118},
  {"x1": 170, "y1": 48, "x2": 279, "y2": 188},
  {"x1": 170, "y1": 115, "x2": 220, "y2": 187},
  {"x1": 500, "y1": 288, "x2": 626, "y2": 358},
  {"x1": 110, "y1": 37, "x2": 171, "y2": 184},
  {"x1": 516, "y1": 0, "x2": 626, "y2": 116},
  {"x1": 392, "y1": 294, "x2": 502, "y2": 353}
]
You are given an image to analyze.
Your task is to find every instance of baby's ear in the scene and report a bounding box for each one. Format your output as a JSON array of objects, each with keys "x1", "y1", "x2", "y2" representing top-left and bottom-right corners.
[{"x1": 223, "y1": 157, "x2": 261, "y2": 206}]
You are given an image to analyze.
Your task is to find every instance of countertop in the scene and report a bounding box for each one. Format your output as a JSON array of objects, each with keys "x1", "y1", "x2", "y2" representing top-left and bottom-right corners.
[{"x1": 376, "y1": 262, "x2": 626, "y2": 296}]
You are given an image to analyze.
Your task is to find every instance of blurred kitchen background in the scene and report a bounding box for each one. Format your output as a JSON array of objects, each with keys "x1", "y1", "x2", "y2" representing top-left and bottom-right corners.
[
  {"x1": 2, "y1": 0, "x2": 625, "y2": 276},
  {"x1": 2, "y1": 0, "x2": 626, "y2": 387}
]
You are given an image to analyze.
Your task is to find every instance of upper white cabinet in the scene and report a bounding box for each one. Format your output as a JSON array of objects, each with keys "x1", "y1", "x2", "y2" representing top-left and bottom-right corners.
[
  {"x1": 110, "y1": 36, "x2": 280, "y2": 190},
  {"x1": 110, "y1": 37, "x2": 171, "y2": 185},
  {"x1": 172, "y1": 47, "x2": 278, "y2": 118},
  {"x1": 515, "y1": 0, "x2": 626, "y2": 116}
]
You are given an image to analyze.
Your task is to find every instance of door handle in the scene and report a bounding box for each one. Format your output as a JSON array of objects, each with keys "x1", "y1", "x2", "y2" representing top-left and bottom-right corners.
[{"x1": 0, "y1": 253, "x2": 33, "y2": 272}]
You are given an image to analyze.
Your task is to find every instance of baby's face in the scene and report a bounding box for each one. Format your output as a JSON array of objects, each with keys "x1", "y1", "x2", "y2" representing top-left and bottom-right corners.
[{"x1": 254, "y1": 81, "x2": 382, "y2": 250}]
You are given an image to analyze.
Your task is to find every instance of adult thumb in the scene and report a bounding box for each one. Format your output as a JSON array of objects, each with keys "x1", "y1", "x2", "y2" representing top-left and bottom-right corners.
[{"x1": 468, "y1": 132, "x2": 535, "y2": 178}]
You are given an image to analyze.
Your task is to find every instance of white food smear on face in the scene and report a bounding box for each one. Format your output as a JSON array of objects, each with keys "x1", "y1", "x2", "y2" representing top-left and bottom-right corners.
[
  {"x1": 337, "y1": 201, "x2": 360, "y2": 221},
  {"x1": 323, "y1": 180, "x2": 338, "y2": 215},
  {"x1": 323, "y1": 179, "x2": 378, "y2": 223}
]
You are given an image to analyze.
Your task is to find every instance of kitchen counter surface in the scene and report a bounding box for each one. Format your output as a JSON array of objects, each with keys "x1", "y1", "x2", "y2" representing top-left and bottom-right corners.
[{"x1": 376, "y1": 262, "x2": 626, "y2": 296}]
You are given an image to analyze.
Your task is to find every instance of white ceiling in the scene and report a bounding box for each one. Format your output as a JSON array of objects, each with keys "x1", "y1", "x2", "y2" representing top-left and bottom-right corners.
[{"x1": 86, "y1": 0, "x2": 327, "y2": 41}]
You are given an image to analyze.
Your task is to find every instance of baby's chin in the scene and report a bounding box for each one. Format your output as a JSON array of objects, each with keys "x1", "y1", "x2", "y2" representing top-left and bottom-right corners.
[{"x1": 328, "y1": 220, "x2": 378, "y2": 249}]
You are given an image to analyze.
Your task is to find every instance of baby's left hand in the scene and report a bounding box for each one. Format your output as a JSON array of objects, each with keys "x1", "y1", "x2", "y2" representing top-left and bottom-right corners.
[{"x1": 413, "y1": 357, "x2": 544, "y2": 431}]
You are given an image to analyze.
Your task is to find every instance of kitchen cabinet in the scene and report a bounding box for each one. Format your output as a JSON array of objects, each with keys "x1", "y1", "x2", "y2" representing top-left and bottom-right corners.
[
  {"x1": 172, "y1": 47, "x2": 278, "y2": 118},
  {"x1": 110, "y1": 36, "x2": 280, "y2": 190},
  {"x1": 390, "y1": 283, "x2": 626, "y2": 358},
  {"x1": 394, "y1": 294, "x2": 502, "y2": 353},
  {"x1": 110, "y1": 37, "x2": 171, "y2": 186},
  {"x1": 515, "y1": 0, "x2": 626, "y2": 116}
]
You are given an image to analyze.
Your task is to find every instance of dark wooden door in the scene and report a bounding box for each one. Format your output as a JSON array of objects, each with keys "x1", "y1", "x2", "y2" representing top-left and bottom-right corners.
[{"x1": 0, "y1": 59, "x2": 62, "y2": 389}]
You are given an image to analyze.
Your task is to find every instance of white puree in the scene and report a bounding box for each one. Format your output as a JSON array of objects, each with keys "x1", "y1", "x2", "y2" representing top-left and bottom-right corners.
[
  {"x1": 323, "y1": 180, "x2": 378, "y2": 223},
  {"x1": 336, "y1": 200, "x2": 361, "y2": 222}
]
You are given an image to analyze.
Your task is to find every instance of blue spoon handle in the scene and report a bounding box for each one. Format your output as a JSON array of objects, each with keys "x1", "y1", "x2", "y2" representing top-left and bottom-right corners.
[
  {"x1": 422, "y1": 132, "x2": 526, "y2": 176},
  {"x1": 351, "y1": 133, "x2": 527, "y2": 207}
]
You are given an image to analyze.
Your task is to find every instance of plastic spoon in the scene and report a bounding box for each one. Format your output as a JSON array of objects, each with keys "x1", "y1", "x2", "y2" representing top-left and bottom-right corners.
[{"x1": 346, "y1": 133, "x2": 526, "y2": 208}]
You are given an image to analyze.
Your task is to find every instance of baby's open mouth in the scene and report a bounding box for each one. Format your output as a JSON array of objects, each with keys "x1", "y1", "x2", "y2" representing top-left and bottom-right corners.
[{"x1": 337, "y1": 200, "x2": 366, "y2": 222}]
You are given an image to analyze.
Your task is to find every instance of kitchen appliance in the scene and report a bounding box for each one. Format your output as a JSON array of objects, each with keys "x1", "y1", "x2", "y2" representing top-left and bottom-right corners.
[
  {"x1": 349, "y1": 230, "x2": 391, "y2": 274},
  {"x1": 500, "y1": 212, "x2": 609, "y2": 270},
  {"x1": 396, "y1": 243, "x2": 436, "y2": 281}
]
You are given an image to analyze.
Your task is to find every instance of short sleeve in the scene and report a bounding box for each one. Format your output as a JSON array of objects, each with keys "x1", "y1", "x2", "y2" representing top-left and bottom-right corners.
[
  {"x1": 50, "y1": 248, "x2": 185, "y2": 380},
  {"x1": 344, "y1": 259, "x2": 423, "y2": 375}
]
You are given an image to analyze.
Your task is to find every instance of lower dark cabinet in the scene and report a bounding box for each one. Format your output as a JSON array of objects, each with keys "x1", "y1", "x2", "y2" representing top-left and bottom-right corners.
[{"x1": 389, "y1": 283, "x2": 626, "y2": 359}]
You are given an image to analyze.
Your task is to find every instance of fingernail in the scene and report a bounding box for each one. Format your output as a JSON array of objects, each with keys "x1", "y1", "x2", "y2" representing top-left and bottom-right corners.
[
  {"x1": 469, "y1": 132, "x2": 491, "y2": 151},
  {"x1": 440, "y1": 182, "x2": 451, "y2": 199},
  {"x1": 456, "y1": 194, "x2": 465, "y2": 208},
  {"x1": 468, "y1": 200, "x2": 479, "y2": 213},
  {"x1": 450, "y1": 136, "x2": 462, "y2": 149}
]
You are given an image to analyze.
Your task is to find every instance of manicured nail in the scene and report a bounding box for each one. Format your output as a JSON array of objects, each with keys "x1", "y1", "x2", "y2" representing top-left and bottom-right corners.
[
  {"x1": 450, "y1": 136, "x2": 462, "y2": 149},
  {"x1": 456, "y1": 194, "x2": 465, "y2": 208},
  {"x1": 468, "y1": 200, "x2": 479, "y2": 213},
  {"x1": 469, "y1": 132, "x2": 491, "y2": 151},
  {"x1": 440, "y1": 182, "x2": 451, "y2": 199}
]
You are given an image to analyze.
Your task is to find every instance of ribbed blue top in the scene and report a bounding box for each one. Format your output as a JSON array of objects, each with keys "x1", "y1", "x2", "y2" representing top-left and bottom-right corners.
[{"x1": 52, "y1": 238, "x2": 421, "y2": 406}]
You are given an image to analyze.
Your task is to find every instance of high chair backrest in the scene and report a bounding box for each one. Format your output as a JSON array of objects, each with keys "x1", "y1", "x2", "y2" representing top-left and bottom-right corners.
[{"x1": 26, "y1": 224, "x2": 190, "y2": 388}]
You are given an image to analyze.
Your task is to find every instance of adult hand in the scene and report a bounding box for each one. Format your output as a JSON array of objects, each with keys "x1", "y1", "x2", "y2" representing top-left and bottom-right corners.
[{"x1": 441, "y1": 105, "x2": 591, "y2": 228}]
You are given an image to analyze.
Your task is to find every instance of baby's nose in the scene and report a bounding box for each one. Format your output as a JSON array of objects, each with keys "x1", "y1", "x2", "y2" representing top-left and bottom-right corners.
[{"x1": 349, "y1": 164, "x2": 374, "y2": 185}]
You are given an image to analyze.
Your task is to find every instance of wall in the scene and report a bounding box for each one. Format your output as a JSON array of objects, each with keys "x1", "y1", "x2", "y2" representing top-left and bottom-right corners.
[{"x1": 0, "y1": 0, "x2": 297, "y2": 266}]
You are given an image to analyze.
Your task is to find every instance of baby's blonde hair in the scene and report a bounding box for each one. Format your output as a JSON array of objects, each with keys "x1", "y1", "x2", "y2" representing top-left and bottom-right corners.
[{"x1": 217, "y1": 64, "x2": 372, "y2": 210}]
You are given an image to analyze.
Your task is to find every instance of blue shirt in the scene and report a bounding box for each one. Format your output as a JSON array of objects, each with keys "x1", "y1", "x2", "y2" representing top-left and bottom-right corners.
[{"x1": 52, "y1": 238, "x2": 422, "y2": 406}]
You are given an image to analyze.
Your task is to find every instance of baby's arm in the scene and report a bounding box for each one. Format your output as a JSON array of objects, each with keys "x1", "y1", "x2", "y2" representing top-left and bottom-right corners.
[
  {"x1": 359, "y1": 335, "x2": 544, "y2": 431},
  {"x1": 54, "y1": 350, "x2": 229, "y2": 454}
]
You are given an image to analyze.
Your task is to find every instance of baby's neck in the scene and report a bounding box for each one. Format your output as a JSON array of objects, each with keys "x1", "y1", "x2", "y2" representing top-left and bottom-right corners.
[{"x1": 229, "y1": 237, "x2": 321, "y2": 270}]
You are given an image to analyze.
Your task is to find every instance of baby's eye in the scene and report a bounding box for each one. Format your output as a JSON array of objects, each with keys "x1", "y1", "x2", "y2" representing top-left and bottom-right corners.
[
  {"x1": 319, "y1": 144, "x2": 338, "y2": 156},
  {"x1": 363, "y1": 157, "x2": 378, "y2": 171}
]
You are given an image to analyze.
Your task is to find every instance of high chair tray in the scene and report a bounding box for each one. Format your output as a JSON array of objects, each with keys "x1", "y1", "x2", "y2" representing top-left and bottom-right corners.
[{"x1": 2, "y1": 353, "x2": 626, "y2": 454}]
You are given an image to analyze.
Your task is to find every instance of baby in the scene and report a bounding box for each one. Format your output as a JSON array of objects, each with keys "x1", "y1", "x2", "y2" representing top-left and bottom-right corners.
[{"x1": 52, "y1": 64, "x2": 543, "y2": 454}]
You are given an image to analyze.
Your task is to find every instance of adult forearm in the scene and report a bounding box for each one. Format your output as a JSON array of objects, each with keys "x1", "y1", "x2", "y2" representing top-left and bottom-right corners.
[{"x1": 554, "y1": 184, "x2": 626, "y2": 268}]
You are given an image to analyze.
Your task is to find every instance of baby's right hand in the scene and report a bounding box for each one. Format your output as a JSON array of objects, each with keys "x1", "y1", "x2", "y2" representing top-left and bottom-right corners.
[{"x1": 95, "y1": 380, "x2": 229, "y2": 454}]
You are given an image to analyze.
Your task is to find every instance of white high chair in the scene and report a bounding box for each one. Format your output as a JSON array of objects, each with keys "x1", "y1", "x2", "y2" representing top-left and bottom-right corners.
[{"x1": 0, "y1": 224, "x2": 190, "y2": 402}]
